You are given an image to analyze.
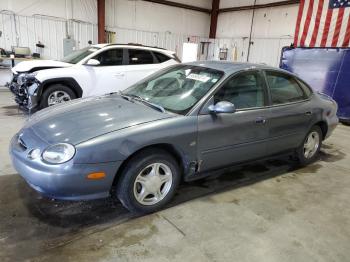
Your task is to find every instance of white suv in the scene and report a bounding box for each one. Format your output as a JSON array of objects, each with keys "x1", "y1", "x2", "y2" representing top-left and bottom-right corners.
[{"x1": 8, "y1": 44, "x2": 180, "y2": 110}]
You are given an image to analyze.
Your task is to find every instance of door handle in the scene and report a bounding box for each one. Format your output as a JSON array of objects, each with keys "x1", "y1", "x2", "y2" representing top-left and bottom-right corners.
[
  {"x1": 114, "y1": 72, "x2": 125, "y2": 77},
  {"x1": 255, "y1": 117, "x2": 266, "y2": 125},
  {"x1": 305, "y1": 111, "x2": 312, "y2": 116}
]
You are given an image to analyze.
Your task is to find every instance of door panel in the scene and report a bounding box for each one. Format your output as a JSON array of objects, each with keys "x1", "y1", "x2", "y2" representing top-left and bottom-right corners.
[
  {"x1": 85, "y1": 48, "x2": 128, "y2": 96},
  {"x1": 125, "y1": 49, "x2": 164, "y2": 87},
  {"x1": 267, "y1": 102, "x2": 313, "y2": 154},
  {"x1": 198, "y1": 109, "x2": 269, "y2": 171},
  {"x1": 197, "y1": 70, "x2": 269, "y2": 172},
  {"x1": 264, "y1": 70, "x2": 313, "y2": 154}
]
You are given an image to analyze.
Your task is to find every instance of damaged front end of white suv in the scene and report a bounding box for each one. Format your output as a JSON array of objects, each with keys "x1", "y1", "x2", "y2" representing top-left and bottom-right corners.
[{"x1": 8, "y1": 71, "x2": 41, "y2": 111}]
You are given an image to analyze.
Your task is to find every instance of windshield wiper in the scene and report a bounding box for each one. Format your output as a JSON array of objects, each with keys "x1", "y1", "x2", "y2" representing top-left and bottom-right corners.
[{"x1": 119, "y1": 92, "x2": 165, "y2": 113}]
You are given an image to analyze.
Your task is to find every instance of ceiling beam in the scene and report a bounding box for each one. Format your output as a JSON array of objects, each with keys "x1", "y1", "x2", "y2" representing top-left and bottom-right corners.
[
  {"x1": 219, "y1": 0, "x2": 300, "y2": 13},
  {"x1": 142, "y1": 0, "x2": 211, "y2": 13}
]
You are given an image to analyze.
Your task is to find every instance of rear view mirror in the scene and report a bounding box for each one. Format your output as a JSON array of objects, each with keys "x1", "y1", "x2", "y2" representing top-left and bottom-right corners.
[
  {"x1": 86, "y1": 59, "x2": 100, "y2": 66},
  {"x1": 208, "y1": 101, "x2": 236, "y2": 114}
]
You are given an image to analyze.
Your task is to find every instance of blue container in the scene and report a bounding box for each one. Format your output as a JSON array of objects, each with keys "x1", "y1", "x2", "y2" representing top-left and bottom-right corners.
[{"x1": 280, "y1": 47, "x2": 350, "y2": 123}]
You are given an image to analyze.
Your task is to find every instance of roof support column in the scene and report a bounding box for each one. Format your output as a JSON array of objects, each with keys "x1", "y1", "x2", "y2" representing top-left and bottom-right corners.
[
  {"x1": 97, "y1": 0, "x2": 105, "y2": 43},
  {"x1": 209, "y1": 0, "x2": 220, "y2": 38}
]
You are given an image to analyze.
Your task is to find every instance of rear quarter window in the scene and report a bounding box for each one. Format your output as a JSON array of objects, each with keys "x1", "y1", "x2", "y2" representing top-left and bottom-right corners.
[
  {"x1": 153, "y1": 52, "x2": 171, "y2": 63},
  {"x1": 297, "y1": 79, "x2": 313, "y2": 98}
]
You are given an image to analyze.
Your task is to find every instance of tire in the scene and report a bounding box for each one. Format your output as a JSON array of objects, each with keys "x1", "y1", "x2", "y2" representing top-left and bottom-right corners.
[
  {"x1": 340, "y1": 119, "x2": 350, "y2": 126},
  {"x1": 116, "y1": 149, "x2": 181, "y2": 214},
  {"x1": 295, "y1": 125, "x2": 322, "y2": 166},
  {"x1": 39, "y1": 84, "x2": 76, "y2": 109}
]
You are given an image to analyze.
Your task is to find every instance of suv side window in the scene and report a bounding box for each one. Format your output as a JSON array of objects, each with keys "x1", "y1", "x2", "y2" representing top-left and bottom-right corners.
[
  {"x1": 93, "y1": 48, "x2": 123, "y2": 66},
  {"x1": 128, "y1": 49, "x2": 154, "y2": 65},
  {"x1": 153, "y1": 52, "x2": 170, "y2": 63},
  {"x1": 265, "y1": 71, "x2": 306, "y2": 105},
  {"x1": 214, "y1": 71, "x2": 266, "y2": 110}
]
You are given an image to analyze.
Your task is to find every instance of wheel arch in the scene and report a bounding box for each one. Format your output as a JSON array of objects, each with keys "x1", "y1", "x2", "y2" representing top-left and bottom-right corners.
[
  {"x1": 38, "y1": 78, "x2": 83, "y2": 100},
  {"x1": 111, "y1": 143, "x2": 186, "y2": 188},
  {"x1": 314, "y1": 121, "x2": 328, "y2": 140}
]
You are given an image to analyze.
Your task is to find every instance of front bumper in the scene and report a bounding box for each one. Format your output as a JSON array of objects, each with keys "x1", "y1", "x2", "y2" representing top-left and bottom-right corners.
[
  {"x1": 7, "y1": 74, "x2": 40, "y2": 110},
  {"x1": 9, "y1": 132, "x2": 122, "y2": 200}
]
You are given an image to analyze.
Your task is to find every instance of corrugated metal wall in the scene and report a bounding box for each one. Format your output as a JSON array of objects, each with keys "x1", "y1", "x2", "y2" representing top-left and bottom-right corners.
[
  {"x1": 0, "y1": 1, "x2": 297, "y2": 67},
  {"x1": 105, "y1": 25, "x2": 202, "y2": 60},
  {"x1": 207, "y1": 37, "x2": 293, "y2": 66},
  {"x1": 0, "y1": 11, "x2": 97, "y2": 60}
]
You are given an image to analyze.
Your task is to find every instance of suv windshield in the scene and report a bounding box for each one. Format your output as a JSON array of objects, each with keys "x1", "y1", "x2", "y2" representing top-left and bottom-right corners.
[
  {"x1": 123, "y1": 65, "x2": 224, "y2": 115},
  {"x1": 60, "y1": 46, "x2": 100, "y2": 64}
]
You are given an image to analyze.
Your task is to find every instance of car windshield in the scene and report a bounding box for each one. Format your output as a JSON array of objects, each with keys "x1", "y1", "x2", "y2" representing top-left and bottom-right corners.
[
  {"x1": 60, "y1": 46, "x2": 100, "y2": 64},
  {"x1": 123, "y1": 65, "x2": 224, "y2": 115}
]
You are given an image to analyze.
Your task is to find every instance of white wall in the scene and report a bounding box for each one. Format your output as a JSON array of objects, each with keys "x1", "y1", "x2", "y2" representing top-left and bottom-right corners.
[
  {"x1": 220, "y1": 0, "x2": 296, "y2": 9},
  {"x1": 0, "y1": 0, "x2": 211, "y2": 60},
  {"x1": 104, "y1": 0, "x2": 211, "y2": 61},
  {"x1": 0, "y1": 0, "x2": 97, "y2": 59},
  {"x1": 0, "y1": 0, "x2": 299, "y2": 67},
  {"x1": 213, "y1": 1, "x2": 299, "y2": 66},
  {"x1": 106, "y1": 0, "x2": 210, "y2": 36},
  {"x1": 0, "y1": 0, "x2": 97, "y2": 23}
]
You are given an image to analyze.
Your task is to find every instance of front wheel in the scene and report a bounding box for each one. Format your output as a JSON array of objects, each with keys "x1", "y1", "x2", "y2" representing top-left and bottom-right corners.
[
  {"x1": 40, "y1": 84, "x2": 76, "y2": 109},
  {"x1": 116, "y1": 149, "x2": 181, "y2": 214},
  {"x1": 295, "y1": 125, "x2": 322, "y2": 166}
]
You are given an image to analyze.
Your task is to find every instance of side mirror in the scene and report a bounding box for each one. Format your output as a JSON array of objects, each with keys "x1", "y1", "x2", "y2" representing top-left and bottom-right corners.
[
  {"x1": 208, "y1": 101, "x2": 236, "y2": 114},
  {"x1": 86, "y1": 59, "x2": 100, "y2": 66}
]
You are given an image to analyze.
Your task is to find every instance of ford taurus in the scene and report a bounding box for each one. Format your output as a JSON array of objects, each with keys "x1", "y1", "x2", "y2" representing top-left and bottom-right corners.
[{"x1": 9, "y1": 62, "x2": 338, "y2": 213}]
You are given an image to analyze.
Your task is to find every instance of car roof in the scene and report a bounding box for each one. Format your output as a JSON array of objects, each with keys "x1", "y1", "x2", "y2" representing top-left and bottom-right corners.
[
  {"x1": 91, "y1": 43, "x2": 175, "y2": 55},
  {"x1": 184, "y1": 61, "x2": 292, "y2": 75}
]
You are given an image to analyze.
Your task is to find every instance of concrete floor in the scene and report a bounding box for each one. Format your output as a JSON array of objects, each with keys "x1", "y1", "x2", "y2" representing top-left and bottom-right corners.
[{"x1": 0, "y1": 89, "x2": 350, "y2": 262}]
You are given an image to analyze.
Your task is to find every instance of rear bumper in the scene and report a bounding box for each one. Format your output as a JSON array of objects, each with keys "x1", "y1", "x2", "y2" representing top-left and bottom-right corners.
[
  {"x1": 9, "y1": 135, "x2": 122, "y2": 200},
  {"x1": 325, "y1": 115, "x2": 339, "y2": 139}
]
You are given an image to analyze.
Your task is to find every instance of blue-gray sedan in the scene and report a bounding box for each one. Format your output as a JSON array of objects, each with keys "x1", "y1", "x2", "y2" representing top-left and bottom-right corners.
[{"x1": 9, "y1": 61, "x2": 338, "y2": 213}]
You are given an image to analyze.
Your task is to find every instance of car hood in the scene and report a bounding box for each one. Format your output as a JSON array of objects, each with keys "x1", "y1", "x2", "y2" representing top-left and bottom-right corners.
[
  {"x1": 12, "y1": 60, "x2": 72, "y2": 74},
  {"x1": 23, "y1": 95, "x2": 175, "y2": 145}
]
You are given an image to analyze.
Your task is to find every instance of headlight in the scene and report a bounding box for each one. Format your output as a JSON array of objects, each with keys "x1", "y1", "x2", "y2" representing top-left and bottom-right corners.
[
  {"x1": 17, "y1": 72, "x2": 38, "y2": 86},
  {"x1": 42, "y1": 143, "x2": 75, "y2": 164},
  {"x1": 17, "y1": 73, "x2": 25, "y2": 85}
]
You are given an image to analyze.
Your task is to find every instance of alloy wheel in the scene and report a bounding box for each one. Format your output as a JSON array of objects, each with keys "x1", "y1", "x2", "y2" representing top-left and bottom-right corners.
[
  {"x1": 48, "y1": 91, "x2": 71, "y2": 106},
  {"x1": 133, "y1": 163, "x2": 173, "y2": 206},
  {"x1": 303, "y1": 131, "x2": 320, "y2": 159}
]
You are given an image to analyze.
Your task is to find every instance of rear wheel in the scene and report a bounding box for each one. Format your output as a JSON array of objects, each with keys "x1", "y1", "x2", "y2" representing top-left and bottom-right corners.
[
  {"x1": 116, "y1": 149, "x2": 180, "y2": 214},
  {"x1": 40, "y1": 84, "x2": 76, "y2": 109},
  {"x1": 340, "y1": 119, "x2": 350, "y2": 126},
  {"x1": 295, "y1": 125, "x2": 322, "y2": 166}
]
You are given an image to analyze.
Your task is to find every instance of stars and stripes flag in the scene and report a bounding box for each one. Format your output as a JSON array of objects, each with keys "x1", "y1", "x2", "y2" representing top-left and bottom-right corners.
[{"x1": 294, "y1": 0, "x2": 350, "y2": 47}]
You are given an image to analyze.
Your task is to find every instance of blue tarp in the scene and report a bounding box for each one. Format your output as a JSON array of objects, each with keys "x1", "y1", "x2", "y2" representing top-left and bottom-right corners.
[{"x1": 280, "y1": 47, "x2": 350, "y2": 121}]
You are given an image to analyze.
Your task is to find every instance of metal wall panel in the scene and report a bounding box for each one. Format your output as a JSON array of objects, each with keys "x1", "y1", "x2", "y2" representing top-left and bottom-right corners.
[{"x1": 0, "y1": 12, "x2": 96, "y2": 60}]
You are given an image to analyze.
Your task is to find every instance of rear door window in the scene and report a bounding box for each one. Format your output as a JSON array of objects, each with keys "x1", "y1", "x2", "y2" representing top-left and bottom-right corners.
[
  {"x1": 128, "y1": 49, "x2": 155, "y2": 65},
  {"x1": 265, "y1": 71, "x2": 306, "y2": 105},
  {"x1": 93, "y1": 48, "x2": 123, "y2": 66}
]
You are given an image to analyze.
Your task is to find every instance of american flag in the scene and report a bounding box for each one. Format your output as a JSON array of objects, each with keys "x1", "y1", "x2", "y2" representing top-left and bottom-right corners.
[{"x1": 294, "y1": 0, "x2": 350, "y2": 47}]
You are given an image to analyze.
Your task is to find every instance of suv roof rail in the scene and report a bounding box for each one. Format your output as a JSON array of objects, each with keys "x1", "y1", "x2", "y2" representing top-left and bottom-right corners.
[{"x1": 105, "y1": 43, "x2": 168, "y2": 51}]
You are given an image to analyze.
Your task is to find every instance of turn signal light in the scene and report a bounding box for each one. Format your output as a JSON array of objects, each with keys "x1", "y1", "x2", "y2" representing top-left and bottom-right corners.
[{"x1": 87, "y1": 172, "x2": 106, "y2": 180}]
